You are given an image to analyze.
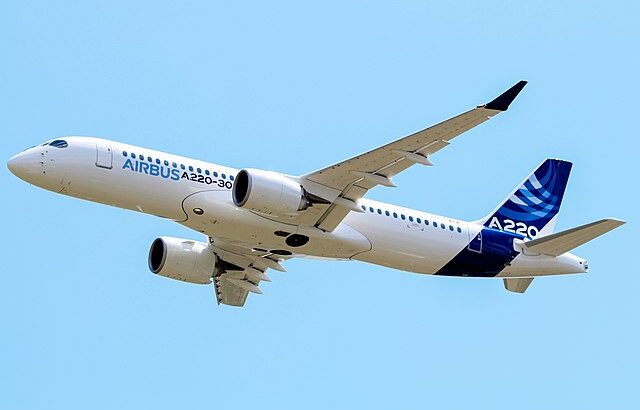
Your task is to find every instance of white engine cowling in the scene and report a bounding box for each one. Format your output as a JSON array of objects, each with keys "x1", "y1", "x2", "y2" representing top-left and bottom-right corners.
[
  {"x1": 148, "y1": 237, "x2": 218, "y2": 284},
  {"x1": 232, "y1": 168, "x2": 310, "y2": 215}
]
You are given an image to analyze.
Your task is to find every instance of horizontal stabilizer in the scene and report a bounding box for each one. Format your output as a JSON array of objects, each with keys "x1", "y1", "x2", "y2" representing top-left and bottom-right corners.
[
  {"x1": 503, "y1": 278, "x2": 534, "y2": 293},
  {"x1": 520, "y1": 218, "x2": 626, "y2": 256}
]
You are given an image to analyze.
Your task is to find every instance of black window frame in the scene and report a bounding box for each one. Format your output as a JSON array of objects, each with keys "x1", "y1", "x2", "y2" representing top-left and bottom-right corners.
[{"x1": 48, "y1": 140, "x2": 68, "y2": 148}]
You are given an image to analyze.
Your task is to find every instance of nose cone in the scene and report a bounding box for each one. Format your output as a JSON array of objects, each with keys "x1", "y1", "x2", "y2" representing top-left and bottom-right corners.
[
  {"x1": 7, "y1": 153, "x2": 28, "y2": 179},
  {"x1": 7, "y1": 151, "x2": 41, "y2": 182}
]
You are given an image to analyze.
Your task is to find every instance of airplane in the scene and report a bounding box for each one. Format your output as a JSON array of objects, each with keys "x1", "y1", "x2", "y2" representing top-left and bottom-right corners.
[{"x1": 7, "y1": 81, "x2": 625, "y2": 306}]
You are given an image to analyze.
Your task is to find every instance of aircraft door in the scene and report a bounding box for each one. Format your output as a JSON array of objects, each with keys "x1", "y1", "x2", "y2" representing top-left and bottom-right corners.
[
  {"x1": 468, "y1": 229, "x2": 482, "y2": 253},
  {"x1": 96, "y1": 143, "x2": 113, "y2": 169}
]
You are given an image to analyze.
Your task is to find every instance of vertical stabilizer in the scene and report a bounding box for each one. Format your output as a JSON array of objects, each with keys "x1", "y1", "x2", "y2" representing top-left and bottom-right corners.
[{"x1": 481, "y1": 159, "x2": 572, "y2": 238}]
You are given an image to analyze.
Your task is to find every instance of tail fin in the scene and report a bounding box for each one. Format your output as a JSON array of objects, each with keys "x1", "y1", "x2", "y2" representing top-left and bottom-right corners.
[{"x1": 481, "y1": 159, "x2": 572, "y2": 238}]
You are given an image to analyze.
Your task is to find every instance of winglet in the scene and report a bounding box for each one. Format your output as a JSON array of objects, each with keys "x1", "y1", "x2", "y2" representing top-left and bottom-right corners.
[{"x1": 483, "y1": 80, "x2": 528, "y2": 111}]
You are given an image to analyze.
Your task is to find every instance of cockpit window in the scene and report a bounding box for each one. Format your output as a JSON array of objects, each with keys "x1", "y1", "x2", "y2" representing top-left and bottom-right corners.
[{"x1": 49, "y1": 140, "x2": 68, "y2": 148}]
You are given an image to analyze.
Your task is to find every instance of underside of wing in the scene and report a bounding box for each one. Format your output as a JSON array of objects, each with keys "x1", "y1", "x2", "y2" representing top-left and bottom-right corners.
[{"x1": 209, "y1": 238, "x2": 289, "y2": 307}]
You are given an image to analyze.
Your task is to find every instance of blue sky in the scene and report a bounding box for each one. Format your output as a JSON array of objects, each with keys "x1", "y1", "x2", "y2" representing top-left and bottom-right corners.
[{"x1": 2, "y1": 1, "x2": 638, "y2": 409}]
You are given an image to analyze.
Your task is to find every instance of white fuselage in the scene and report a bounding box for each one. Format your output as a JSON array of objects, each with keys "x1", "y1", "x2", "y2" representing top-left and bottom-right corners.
[{"x1": 8, "y1": 137, "x2": 587, "y2": 278}]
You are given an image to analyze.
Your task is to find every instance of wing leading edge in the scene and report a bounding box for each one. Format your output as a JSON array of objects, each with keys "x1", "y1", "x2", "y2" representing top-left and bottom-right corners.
[{"x1": 302, "y1": 80, "x2": 528, "y2": 231}]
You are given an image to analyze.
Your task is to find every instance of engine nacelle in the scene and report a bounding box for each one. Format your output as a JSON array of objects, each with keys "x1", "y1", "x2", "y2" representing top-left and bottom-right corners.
[
  {"x1": 148, "y1": 237, "x2": 218, "y2": 284},
  {"x1": 232, "y1": 168, "x2": 310, "y2": 215}
]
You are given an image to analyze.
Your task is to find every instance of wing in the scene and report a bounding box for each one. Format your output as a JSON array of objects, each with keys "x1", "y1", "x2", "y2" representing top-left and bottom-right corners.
[
  {"x1": 301, "y1": 81, "x2": 528, "y2": 231},
  {"x1": 209, "y1": 238, "x2": 289, "y2": 307}
]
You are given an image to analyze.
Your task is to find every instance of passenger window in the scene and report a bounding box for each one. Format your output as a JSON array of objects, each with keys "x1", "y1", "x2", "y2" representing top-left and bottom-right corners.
[
  {"x1": 131, "y1": 153, "x2": 136, "y2": 159},
  {"x1": 164, "y1": 160, "x2": 169, "y2": 166},
  {"x1": 377, "y1": 209, "x2": 382, "y2": 215},
  {"x1": 433, "y1": 221, "x2": 437, "y2": 227},
  {"x1": 457, "y1": 227, "x2": 462, "y2": 233},
  {"x1": 214, "y1": 171, "x2": 219, "y2": 177},
  {"x1": 385, "y1": 210, "x2": 390, "y2": 216},
  {"x1": 181, "y1": 164, "x2": 185, "y2": 170},
  {"x1": 172, "y1": 162, "x2": 177, "y2": 168},
  {"x1": 222, "y1": 173, "x2": 226, "y2": 179},
  {"x1": 156, "y1": 158, "x2": 161, "y2": 165},
  {"x1": 417, "y1": 218, "x2": 422, "y2": 224},
  {"x1": 123, "y1": 151, "x2": 128, "y2": 157},
  {"x1": 393, "y1": 212, "x2": 398, "y2": 218},
  {"x1": 230, "y1": 175, "x2": 234, "y2": 181},
  {"x1": 425, "y1": 220, "x2": 429, "y2": 225},
  {"x1": 409, "y1": 216, "x2": 414, "y2": 222},
  {"x1": 197, "y1": 167, "x2": 202, "y2": 173},
  {"x1": 205, "y1": 170, "x2": 210, "y2": 176},
  {"x1": 369, "y1": 207, "x2": 374, "y2": 213},
  {"x1": 440, "y1": 223, "x2": 445, "y2": 229},
  {"x1": 361, "y1": 205, "x2": 366, "y2": 211},
  {"x1": 401, "y1": 214, "x2": 406, "y2": 220},
  {"x1": 189, "y1": 166, "x2": 194, "y2": 172},
  {"x1": 449, "y1": 225, "x2": 454, "y2": 231}
]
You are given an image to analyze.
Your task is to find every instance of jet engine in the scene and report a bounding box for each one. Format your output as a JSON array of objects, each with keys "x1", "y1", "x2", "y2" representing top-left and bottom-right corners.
[
  {"x1": 232, "y1": 169, "x2": 311, "y2": 215},
  {"x1": 148, "y1": 237, "x2": 218, "y2": 284}
]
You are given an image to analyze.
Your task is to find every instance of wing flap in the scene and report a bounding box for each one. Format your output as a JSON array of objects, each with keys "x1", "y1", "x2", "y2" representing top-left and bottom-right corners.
[
  {"x1": 520, "y1": 218, "x2": 626, "y2": 256},
  {"x1": 215, "y1": 276, "x2": 249, "y2": 307},
  {"x1": 210, "y1": 238, "x2": 289, "y2": 307}
]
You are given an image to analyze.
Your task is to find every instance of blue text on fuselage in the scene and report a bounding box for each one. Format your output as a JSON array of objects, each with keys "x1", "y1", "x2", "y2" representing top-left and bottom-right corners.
[{"x1": 122, "y1": 159, "x2": 181, "y2": 181}]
